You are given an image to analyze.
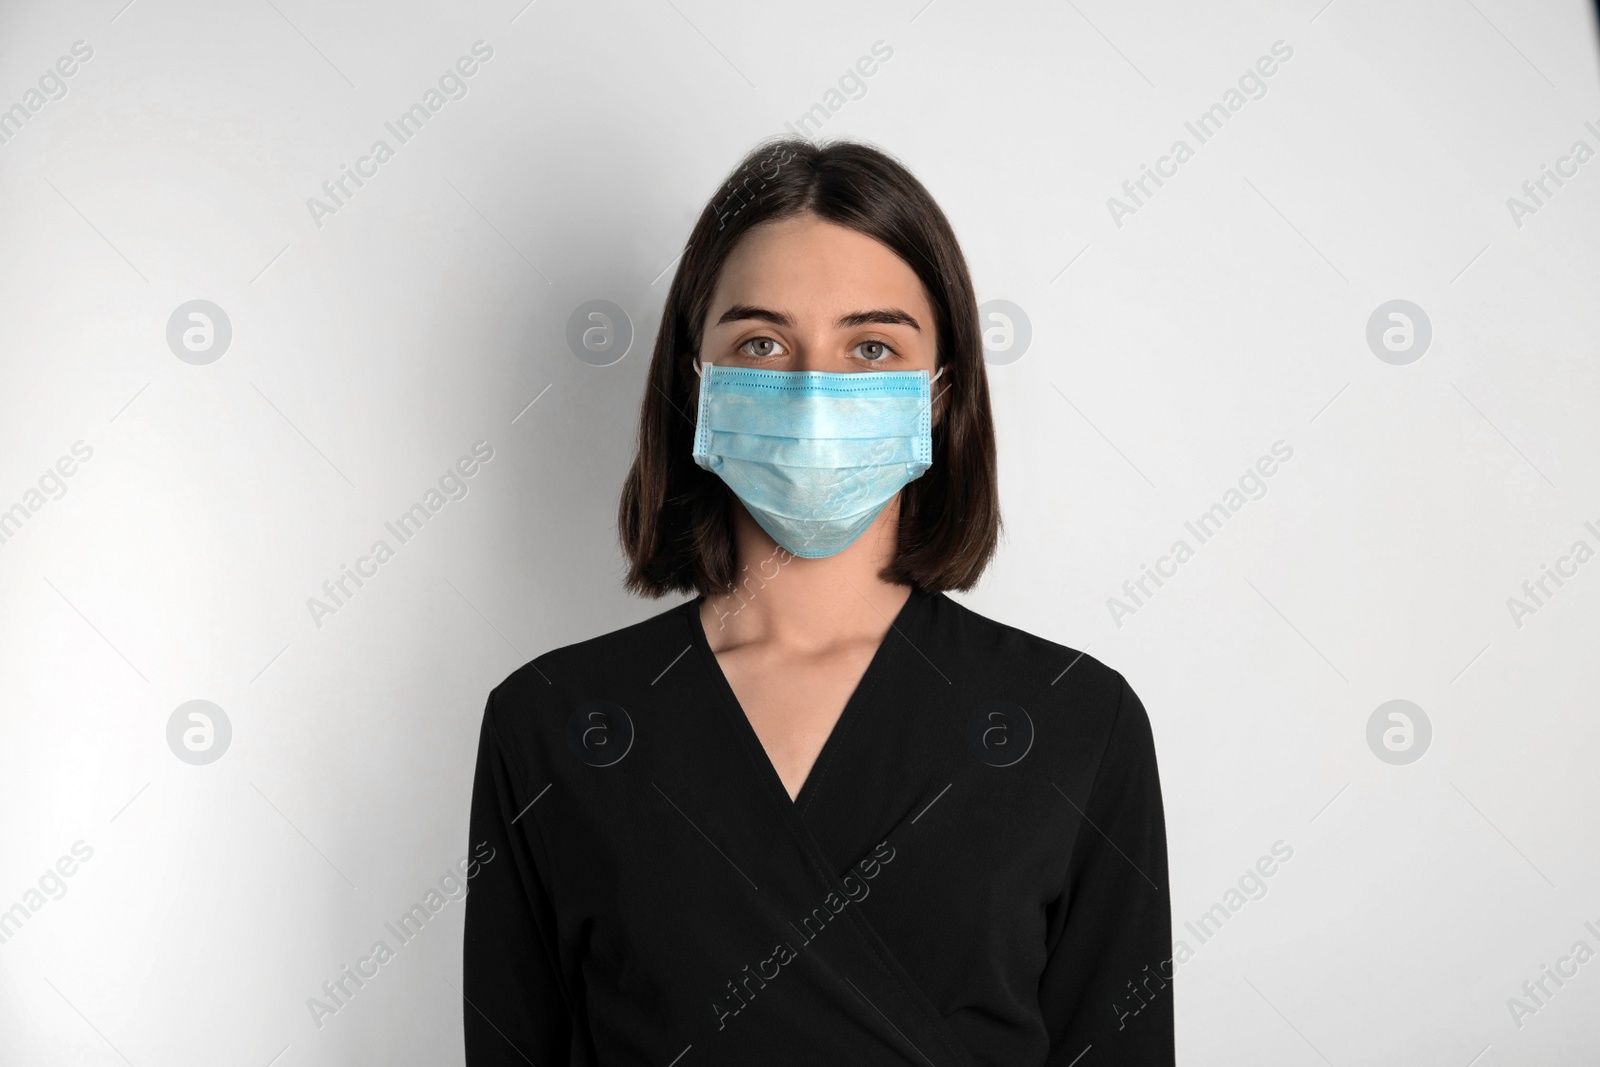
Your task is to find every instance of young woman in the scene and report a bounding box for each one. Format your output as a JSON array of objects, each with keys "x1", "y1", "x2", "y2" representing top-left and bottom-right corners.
[{"x1": 463, "y1": 139, "x2": 1173, "y2": 1066}]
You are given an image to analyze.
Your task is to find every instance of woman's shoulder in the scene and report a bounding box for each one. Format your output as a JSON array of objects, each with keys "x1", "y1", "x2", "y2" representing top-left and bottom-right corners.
[
  {"x1": 485, "y1": 597, "x2": 696, "y2": 718},
  {"x1": 928, "y1": 592, "x2": 1156, "y2": 773},
  {"x1": 929, "y1": 591, "x2": 1131, "y2": 702}
]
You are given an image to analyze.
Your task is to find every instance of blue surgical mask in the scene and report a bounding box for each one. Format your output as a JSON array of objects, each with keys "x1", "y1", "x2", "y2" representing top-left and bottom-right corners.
[{"x1": 691, "y1": 360, "x2": 943, "y2": 559}]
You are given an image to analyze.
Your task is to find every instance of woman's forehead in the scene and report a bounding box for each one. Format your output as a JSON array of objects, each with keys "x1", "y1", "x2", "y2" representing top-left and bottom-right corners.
[{"x1": 708, "y1": 216, "x2": 930, "y2": 320}]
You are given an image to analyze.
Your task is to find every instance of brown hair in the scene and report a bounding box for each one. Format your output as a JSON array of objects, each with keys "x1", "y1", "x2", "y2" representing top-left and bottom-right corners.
[{"x1": 617, "y1": 137, "x2": 1001, "y2": 597}]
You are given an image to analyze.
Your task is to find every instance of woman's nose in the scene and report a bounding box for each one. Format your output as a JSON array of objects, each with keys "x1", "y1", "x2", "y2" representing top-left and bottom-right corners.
[{"x1": 790, "y1": 335, "x2": 841, "y2": 372}]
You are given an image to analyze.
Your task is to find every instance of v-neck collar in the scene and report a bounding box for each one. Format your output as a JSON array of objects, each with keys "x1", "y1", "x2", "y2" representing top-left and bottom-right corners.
[{"x1": 684, "y1": 586, "x2": 927, "y2": 816}]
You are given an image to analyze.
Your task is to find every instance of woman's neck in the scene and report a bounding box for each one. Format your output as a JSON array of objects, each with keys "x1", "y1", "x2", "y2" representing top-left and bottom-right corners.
[{"x1": 700, "y1": 499, "x2": 912, "y2": 654}]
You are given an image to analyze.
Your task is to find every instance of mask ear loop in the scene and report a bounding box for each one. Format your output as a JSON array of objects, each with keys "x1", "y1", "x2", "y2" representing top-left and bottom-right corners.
[{"x1": 921, "y1": 365, "x2": 948, "y2": 424}]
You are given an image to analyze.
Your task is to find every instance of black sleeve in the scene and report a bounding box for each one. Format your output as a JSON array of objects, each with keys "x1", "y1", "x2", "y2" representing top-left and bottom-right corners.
[
  {"x1": 462, "y1": 690, "x2": 579, "y2": 1065},
  {"x1": 1039, "y1": 674, "x2": 1174, "y2": 1065}
]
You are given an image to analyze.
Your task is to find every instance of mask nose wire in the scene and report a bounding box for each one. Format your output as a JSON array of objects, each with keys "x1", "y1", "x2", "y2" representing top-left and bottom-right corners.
[{"x1": 696, "y1": 359, "x2": 943, "y2": 382}]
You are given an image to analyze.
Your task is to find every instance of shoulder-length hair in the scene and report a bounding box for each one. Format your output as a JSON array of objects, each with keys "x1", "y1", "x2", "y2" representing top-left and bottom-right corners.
[{"x1": 618, "y1": 137, "x2": 1001, "y2": 598}]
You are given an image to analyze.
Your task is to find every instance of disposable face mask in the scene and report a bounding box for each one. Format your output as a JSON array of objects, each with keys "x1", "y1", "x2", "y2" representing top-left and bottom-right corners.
[{"x1": 691, "y1": 360, "x2": 943, "y2": 559}]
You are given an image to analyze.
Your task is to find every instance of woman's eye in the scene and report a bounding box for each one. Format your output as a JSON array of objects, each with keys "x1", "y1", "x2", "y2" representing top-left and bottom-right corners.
[
  {"x1": 855, "y1": 340, "x2": 894, "y2": 362},
  {"x1": 739, "y1": 337, "x2": 784, "y2": 359}
]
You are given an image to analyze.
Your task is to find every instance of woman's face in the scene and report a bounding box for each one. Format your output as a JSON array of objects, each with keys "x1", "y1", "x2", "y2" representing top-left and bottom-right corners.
[{"x1": 699, "y1": 214, "x2": 938, "y2": 377}]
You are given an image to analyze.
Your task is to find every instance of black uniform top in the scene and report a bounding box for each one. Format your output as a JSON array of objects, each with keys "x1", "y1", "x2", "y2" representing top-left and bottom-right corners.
[{"x1": 462, "y1": 586, "x2": 1173, "y2": 1066}]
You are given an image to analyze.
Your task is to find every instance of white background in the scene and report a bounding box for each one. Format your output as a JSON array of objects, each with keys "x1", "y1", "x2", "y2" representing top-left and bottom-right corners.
[{"x1": 2, "y1": 0, "x2": 1598, "y2": 1063}]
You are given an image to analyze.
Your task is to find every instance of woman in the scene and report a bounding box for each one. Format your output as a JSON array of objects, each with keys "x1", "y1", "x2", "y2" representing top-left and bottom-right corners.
[{"x1": 463, "y1": 139, "x2": 1173, "y2": 1066}]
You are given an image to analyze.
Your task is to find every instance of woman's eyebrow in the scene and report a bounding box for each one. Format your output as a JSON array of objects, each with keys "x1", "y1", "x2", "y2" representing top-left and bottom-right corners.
[
  {"x1": 838, "y1": 308, "x2": 921, "y2": 331},
  {"x1": 715, "y1": 304, "x2": 921, "y2": 331}
]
